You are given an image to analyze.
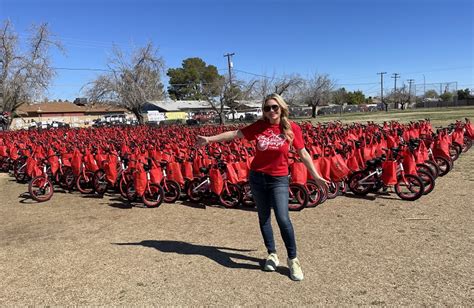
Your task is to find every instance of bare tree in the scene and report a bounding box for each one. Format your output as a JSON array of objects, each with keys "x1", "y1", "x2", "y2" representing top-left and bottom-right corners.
[
  {"x1": 199, "y1": 75, "x2": 263, "y2": 125},
  {"x1": 84, "y1": 43, "x2": 165, "y2": 124},
  {"x1": 300, "y1": 73, "x2": 334, "y2": 118},
  {"x1": 386, "y1": 85, "x2": 411, "y2": 110},
  {"x1": 0, "y1": 20, "x2": 63, "y2": 128},
  {"x1": 397, "y1": 85, "x2": 411, "y2": 110},
  {"x1": 250, "y1": 73, "x2": 304, "y2": 102}
]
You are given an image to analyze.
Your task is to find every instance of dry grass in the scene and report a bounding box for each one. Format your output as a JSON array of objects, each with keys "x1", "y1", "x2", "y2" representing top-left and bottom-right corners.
[
  {"x1": 0, "y1": 149, "x2": 473, "y2": 305},
  {"x1": 299, "y1": 106, "x2": 474, "y2": 127}
]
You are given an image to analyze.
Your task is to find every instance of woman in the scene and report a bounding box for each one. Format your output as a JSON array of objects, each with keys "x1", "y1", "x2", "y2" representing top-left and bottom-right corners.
[{"x1": 196, "y1": 93, "x2": 327, "y2": 281}]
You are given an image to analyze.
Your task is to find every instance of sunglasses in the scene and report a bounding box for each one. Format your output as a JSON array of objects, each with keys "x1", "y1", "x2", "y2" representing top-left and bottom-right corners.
[{"x1": 263, "y1": 104, "x2": 280, "y2": 112}]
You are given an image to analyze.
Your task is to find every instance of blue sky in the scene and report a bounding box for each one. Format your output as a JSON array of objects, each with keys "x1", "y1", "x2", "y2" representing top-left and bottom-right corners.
[{"x1": 1, "y1": 0, "x2": 473, "y2": 100}]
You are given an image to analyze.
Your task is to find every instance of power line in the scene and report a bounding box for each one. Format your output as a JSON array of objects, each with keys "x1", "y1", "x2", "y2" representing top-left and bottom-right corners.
[{"x1": 53, "y1": 67, "x2": 112, "y2": 72}]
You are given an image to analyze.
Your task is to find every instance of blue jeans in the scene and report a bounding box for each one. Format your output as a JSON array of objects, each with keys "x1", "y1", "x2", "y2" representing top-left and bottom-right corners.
[{"x1": 249, "y1": 170, "x2": 297, "y2": 259}]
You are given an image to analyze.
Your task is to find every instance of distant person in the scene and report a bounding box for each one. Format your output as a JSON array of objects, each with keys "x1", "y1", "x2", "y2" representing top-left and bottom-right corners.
[{"x1": 196, "y1": 93, "x2": 327, "y2": 281}]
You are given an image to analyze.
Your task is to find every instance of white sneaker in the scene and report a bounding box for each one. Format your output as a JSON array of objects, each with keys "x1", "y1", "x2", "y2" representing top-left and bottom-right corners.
[
  {"x1": 288, "y1": 257, "x2": 304, "y2": 281},
  {"x1": 263, "y1": 253, "x2": 279, "y2": 271}
]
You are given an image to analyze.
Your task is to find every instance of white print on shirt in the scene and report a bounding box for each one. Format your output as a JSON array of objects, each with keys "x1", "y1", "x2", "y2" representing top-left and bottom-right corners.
[{"x1": 256, "y1": 129, "x2": 286, "y2": 151}]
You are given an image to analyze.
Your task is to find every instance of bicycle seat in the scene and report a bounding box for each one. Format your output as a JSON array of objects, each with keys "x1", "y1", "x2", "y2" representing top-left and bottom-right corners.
[
  {"x1": 199, "y1": 167, "x2": 209, "y2": 174},
  {"x1": 366, "y1": 159, "x2": 378, "y2": 167},
  {"x1": 160, "y1": 160, "x2": 168, "y2": 168}
]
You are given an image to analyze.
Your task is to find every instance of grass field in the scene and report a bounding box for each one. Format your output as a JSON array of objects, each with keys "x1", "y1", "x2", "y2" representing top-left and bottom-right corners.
[{"x1": 296, "y1": 106, "x2": 474, "y2": 127}]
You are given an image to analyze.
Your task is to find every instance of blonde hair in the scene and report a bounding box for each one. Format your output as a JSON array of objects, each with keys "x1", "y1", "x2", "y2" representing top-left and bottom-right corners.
[{"x1": 261, "y1": 93, "x2": 294, "y2": 143}]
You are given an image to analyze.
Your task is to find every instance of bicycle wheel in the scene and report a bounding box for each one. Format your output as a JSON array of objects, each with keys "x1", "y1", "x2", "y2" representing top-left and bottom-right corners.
[
  {"x1": 93, "y1": 169, "x2": 108, "y2": 195},
  {"x1": 327, "y1": 181, "x2": 340, "y2": 199},
  {"x1": 462, "y1": 136, "x2": 472, "y2": 153},
  {"x1": 417, "y1": 170, "x2": 435, "y2": 195},
  {"x1": 14, "y1": 164, "x2": 28, "y2": 183},
  {"x1": 143, "y1": 183, "x2": 164, "y2": 208},
  {"x1": 421, "y1": 160, "x2": 439, "y2": 179},
  {"x1": 395, "y1": 174, "x2": 425, "y2": 201},
  {"x1": 125, "y1": 181, "x2": 138, "y2": 202},
  {"x1": 452, "y1": 142, "x2": 463, "y2": 157},
  {"x1": 305, "y1": 180, "x2": 322, "y2": 208},
  {"x1": 338, "y1": 180, "x2": 347, "y2": 195},
  {"x1": 434, "y1": 156, "x2": 452, "y2": 177},
  {"x1": 76, "y1": 171, "x2": 95, "y2": 194},
  {"x1": 219, "y1": 182, "x2": 242, "y2": 208},
  {"x1": 0, "y1": 158, "x2": 10, "y2": 172},
  {"x1": 186, "y1": 178, "x2": 204, "y2": 202},
  {"x1": 318, "y1": 183, "x2": 328, "y2": 204},
  {"x1": 162, "y1": 179, "x2": 181, "y2": 203},
  {"x1": 240, "y1": 182, "x2": 255, "y2": 207},
  {"x1": 28, "y1": 176, "x2": 54, "y2": 202},
  {"x1": 119, "y1": 173, "x2": 132, "y2": 198},
  {"x1": 348, "y1": 170, "x2": 374, "y2": 196},
  {"x1": 288, "y1": 183, "x2": 308, "y2": 211},
  {"x1": 58, "y1": 166, "x2": 75, "y2": 190},
  {"x1": 449, "y1": 144, "x2": 460, "y2": 161}
]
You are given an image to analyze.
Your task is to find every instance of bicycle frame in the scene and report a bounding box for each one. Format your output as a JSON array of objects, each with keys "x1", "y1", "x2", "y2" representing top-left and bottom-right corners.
[{"x1": 356, "y1": 168, "x2": 382, "y2": 186}]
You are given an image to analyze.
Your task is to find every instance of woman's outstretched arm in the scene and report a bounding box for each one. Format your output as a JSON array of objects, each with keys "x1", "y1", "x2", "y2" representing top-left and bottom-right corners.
[{"x1": 196, "y1": 130, "x2": 244, "y2": 147}]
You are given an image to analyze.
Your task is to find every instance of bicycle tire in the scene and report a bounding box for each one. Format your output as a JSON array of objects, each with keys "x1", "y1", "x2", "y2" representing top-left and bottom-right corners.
[
  {"x1": 219, "y1": 182, "x2": 242, "y2": 208},
  {"x1": 240, "y1": 182, "x2": 255, "y2": 207},
  {"x1": 163, "y1": 179, "x2": 181, "y2": 203},
  {"x1": 186, "y1": 178, "x2": 204, "y2": 202},
  {"x1": 28, "y1": 176, "x2": 54, "y2": 202},
  {"x1": 395, "y1": 174, "x2": 425, "y2": 201},
  {"x1": 305, "y1": 180, "x2": 322, "y2": 208},
  {"x1": 417, "y1": 170, "x2": 435, "y2": 195},
  {"x1": 76, "y1": 171, "x2": 95, "y2": 194},
  {"x1": 326, "y1": 181, "x2": 340, "y2": 199},
  {"x1": 434, "y1": 156, "x2": 452, "y2": 177},
  {"x1": 422, "y1": 160, "x2": 440, "y2": 179},
  {"x1": 143, "y1": 183, "x2": 164, "y2": 208},
  {"x1": 288, "y1": 183, "x2": 308, "y2": 211},
  {"x1": 93, "y1": 169, "x2": 108, "y2": 195},
  {"x1": 348, "y1": 170, "x2": 374, "y2": 196}
]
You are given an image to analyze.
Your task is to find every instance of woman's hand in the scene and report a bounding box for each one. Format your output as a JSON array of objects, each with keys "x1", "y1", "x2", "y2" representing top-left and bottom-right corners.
[
  {"x1": 311, "y1": 176, "x2": 329, "y2": 189},
  {"x1": 196, "y1": 135, "x2": 209, "y2": 147}
]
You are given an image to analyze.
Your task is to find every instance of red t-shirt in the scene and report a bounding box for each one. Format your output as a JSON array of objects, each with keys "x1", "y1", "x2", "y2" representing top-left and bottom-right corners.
[{"x1": 240, "y1": 120, "x2": 304, "y2": 176}]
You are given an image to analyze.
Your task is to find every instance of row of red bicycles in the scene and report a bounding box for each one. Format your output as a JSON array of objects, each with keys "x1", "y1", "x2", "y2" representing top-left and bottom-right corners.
[{"x1": 0, "y1": 118, "x2": 472, "y2": 210}]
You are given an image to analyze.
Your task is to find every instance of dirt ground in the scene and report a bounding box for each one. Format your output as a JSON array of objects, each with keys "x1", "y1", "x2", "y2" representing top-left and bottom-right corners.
[{"x1": 0, "y1": 151, "x2": 473, "y2": 306}]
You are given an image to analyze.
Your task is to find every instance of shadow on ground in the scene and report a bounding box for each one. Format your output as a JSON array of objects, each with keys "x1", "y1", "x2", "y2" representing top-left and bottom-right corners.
[{"x1": 114, "y1": 240, "x2": 263, "y2": 270}]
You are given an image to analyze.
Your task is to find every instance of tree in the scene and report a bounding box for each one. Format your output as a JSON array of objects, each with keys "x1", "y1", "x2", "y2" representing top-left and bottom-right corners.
[
  {"x1": 0, "y1": 20, "x2": 63, "y2": 128},
  {"x1": 300, "y1": 74, "x2": 334, "y2": 118},
  {"x1": 346, "y1": 90, "x2": 365, "y2": 105},
  {"x1": 330, "y1": 88, "x2": 347, "y2": 115},
  {"x1": 425, "y1": 89, "x2": 438, "y2": 98},
  {"x1": 200, "y1": 76, "x2": 258, "y2": 125},
  {"x1": 84, "y1": 42, "x2": 165, "y2": 124},
  {"x1": 249, "y1": 73, "x2": 304, "y2": 103},
  {"x1": 167, "y1": 57, "x2": 222, "y2": 100},
  {"x1": 439, "y1": 91, "x2": 454, "y2": 102},
  {"x1": 457, "y1": 88, "x2": 472, "y2": 100},
  {"x1": 397, "y1": 86, "x2": 411, "y2": 110}
]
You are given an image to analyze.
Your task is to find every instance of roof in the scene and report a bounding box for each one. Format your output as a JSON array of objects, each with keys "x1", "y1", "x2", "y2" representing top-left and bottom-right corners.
[
  {"x1": 18, "y1": 102, "x2": 84, "y2": 113},
  {"x1": 146, "y1": 100, "x2": 220, "y2": 112},
  {"x1": 16, "y1": 102, "x2": 128, "y2": 115},
  {"x1": 235, "y1": 100, "x2": 262, "y2": 109}
]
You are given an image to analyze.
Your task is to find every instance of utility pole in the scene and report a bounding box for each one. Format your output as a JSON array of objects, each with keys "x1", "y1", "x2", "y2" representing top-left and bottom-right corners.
[
  {"x1": 407, "y1": 79, "x2": 415, "y2": 109},
  {"x1": 377, "y1": 72, "x2": 387, "y2": 111},
  {"x1": 223, "y1": 53, "x2": 235, "y2": 122},
  {"x1": 422, "y1": 74, "x2": 426, "y2": 98},
  {"x1": 392, "y1": 73, "x2": 400, "y2": 109},
  {"x1": 391, "y1": 73, "x2": 400, "y2": 92},
  {"x1": 223, "y1": 53, "x2": 235, "y2": 87}
]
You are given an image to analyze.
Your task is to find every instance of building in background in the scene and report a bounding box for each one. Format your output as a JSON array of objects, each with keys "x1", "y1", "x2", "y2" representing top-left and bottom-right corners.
[{"x1": 12, "y1": 101, "x2": 131, "y2": 129}]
